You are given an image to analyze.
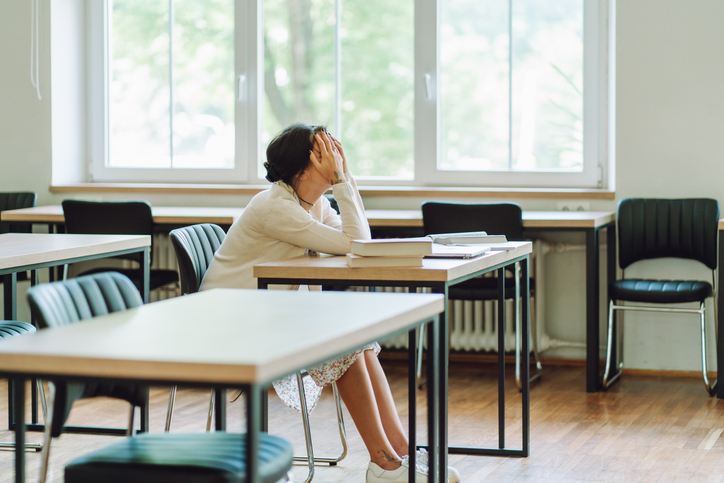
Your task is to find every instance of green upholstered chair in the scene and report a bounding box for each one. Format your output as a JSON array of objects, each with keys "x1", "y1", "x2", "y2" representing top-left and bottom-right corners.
[
  {"x1": 169, "y1": 223, "x2": 347, "y2": 483},
  {"x1": 26, "y1": 272, "x2": 152, "y2": 483}
]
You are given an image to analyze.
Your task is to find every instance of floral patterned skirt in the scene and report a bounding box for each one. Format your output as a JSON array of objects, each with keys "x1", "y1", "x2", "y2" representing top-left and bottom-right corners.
[{"x1": 272, "y1": 342, "x2": 381, "y2": 413}]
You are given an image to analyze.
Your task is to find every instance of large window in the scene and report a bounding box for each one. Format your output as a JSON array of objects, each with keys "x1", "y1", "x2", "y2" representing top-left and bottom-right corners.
[{"x1": 88, "y1": 0, "x2": 611, "y2": 188}]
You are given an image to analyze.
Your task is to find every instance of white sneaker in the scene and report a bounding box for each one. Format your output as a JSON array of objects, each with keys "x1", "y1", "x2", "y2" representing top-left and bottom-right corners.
[
  {"x1": 415, "y1": 448, "x2": 461, "y2": 483},
  {"x1": 366, "y1": 456, "x2": 429, "y2": 483}
]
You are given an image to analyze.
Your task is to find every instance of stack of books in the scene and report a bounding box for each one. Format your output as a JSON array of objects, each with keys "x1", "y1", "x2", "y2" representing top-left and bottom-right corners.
[{"x1": 346, "y1": 238, "x2": 433, "y2": 267}]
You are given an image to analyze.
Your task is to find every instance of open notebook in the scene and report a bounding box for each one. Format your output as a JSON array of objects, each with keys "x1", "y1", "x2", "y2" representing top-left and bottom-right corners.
[{"x1": 425, "y1": 244, "x2": 491, "y2": 259}]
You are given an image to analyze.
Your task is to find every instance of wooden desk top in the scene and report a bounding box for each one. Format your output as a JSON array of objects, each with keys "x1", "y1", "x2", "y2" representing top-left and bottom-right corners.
[
  {"x1": 254, "y1": 242, "x2": 532, "y2": 284},
  {"x1": 0, "y1": 233, "x2": 150, "y2": 271},
  {"x1": 0, "y1": 289, "x2": 443, "y2": 386},
  {"x1": 2, "y1": 205, "x2": 615, "y2": 229}
]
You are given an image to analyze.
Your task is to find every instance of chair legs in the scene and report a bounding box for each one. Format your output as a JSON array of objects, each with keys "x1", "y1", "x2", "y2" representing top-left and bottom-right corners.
[
  {"x1": 699, "y1": 303, "x2": 717, "y2": 396},
  {"x1": 0, "y1": 379, "x2": 44, "y2": 452},
  {"x1": 206, "y1": 391, "x2": 215, "y2": 432},
  {"x1": 164, "y1": 386, "x2": 216, "y2": 433},
  {"x1": 292, "y1": 372, "x2": 348, "y2": 483},
  {"x1": 38, "y1": 383, "x2": 55, "y2": 483},
  {"x1": 164, "y1": 386, "x2": 177, "y2": 432},
  {"x1": 602, "y1": 300, "x2": 623, "y2": 389},
  {"x1": 603, "y1": 300, "x2": 717, "y2": 396}
]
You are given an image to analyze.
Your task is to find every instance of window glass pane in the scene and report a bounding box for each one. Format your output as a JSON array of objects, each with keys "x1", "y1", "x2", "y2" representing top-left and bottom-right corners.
[
  {"x1": 109, "y1": 1, "x2": 170, "y2": 167},
  {"x1": 262, "y1": 0, "x2": 336, "y2": 151},
  {"x1": 109, "y1": 0, "x2": 234, "y2": 170},
  {"x1": 340, "y1": 1, "x2": 414, "y2": 179},
  {"x1": 440, "y1": 0, "x2": 510, "y2": 171},
  {"x1": 512, "y1": 0, "x2": 583, "y2": 171},
  {"x1": 172, "y1": 0, "x2": 235, "y2": 169}
]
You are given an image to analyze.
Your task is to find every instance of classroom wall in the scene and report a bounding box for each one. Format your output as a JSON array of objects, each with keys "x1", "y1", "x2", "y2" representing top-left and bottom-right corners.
[{"x1": 2, "y1": 0, "x2": 724, "y2": 372}]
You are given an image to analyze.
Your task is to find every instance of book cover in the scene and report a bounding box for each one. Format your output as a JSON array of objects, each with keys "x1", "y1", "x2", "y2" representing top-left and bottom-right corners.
[
  {"x1": 346, "y1": 253, "x2": 424, "y2": 268},
  {"x1": 350, "y1": 238, "x2": 433, "y2": 257}
]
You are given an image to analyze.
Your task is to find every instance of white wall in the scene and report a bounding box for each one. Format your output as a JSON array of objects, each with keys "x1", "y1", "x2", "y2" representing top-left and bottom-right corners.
[{"x1": 2, "y1": 0, "x2": 724, "y2": 372}]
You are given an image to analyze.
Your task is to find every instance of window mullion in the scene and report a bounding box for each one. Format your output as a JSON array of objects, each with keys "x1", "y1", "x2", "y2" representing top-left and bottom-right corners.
[
  {"x1": 168, "y1": 0, "x2": 174, "y2": 167},
  {"x1": 507, "y1": 0, "x2": 513, "y2": 171},
  {"x1": 414, "y1": 0, "x2": 440, "y2": 184}
]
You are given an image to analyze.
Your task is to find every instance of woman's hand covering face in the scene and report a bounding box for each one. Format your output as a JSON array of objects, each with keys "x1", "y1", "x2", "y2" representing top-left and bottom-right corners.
[{"x1": 309, "y1": 131, "x2": 347, "y2": 185}]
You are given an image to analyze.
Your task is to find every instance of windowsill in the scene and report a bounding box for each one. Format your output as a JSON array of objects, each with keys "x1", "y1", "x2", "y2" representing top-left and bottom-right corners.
[{"x1": 49, "y1": 183, "x2": 615, "y2": 199}]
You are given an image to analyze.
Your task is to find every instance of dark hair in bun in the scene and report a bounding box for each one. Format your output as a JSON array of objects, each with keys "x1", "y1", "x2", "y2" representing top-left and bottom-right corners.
[{"x1": 264, "y1": 123, "x2": 326, "y2": 185}]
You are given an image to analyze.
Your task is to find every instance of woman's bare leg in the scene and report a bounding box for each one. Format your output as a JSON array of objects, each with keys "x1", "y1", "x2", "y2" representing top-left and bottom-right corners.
[
  {"x1": 335, "y1": 352, "x2": 402, "y2": 470},
  {"x1": 363, "y1": 350, "x2": 410, "y2": 457}
]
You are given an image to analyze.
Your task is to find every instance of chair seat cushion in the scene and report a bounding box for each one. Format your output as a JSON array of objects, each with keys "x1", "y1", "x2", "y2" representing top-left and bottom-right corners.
[
  {"x1": 0, "y1": 321, "x2": 36, "y2": 338},
  {"x1": 64, "y1": 432, "x2": 293, "y2": 483},
  {"x1": 610, "y1": 279, "x2": 712, "y2": 304}
]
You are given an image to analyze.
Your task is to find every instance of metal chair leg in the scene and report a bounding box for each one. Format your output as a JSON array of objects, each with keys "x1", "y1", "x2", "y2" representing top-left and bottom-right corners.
[
  {"x1": 126, "y1": 405, "x2": 136, "y2": 437},
  {"x1": 206, "y1": 391, "x2": 215, "y2": 432},
  {"x1": 164, "y1": 386, "x2": 177, "y2": 432},
  {"x1": 515, "y1": 262, "x2": 542, "y2": 391},
  {"x1": 416, "y1": 324, "x2": 426, "y2": 389},
  {"x1": 292, "y1": 376, "x2": 348, "y2": 482},
  {"x1": 699, "y1": 302, "x2": 717, "y2": 396},
  {"x1": 38, "y1": 383, "x2": 56, "y2": 483},
  {"x1": 0, "y1": 379, "x2": 43, "y2": 452},
  {"x1": 294, "y1": 372, "x2": 315, "y2": 483},
  {"x1": 602, "y1": 300, "x2": 623, "y2": 389},
  {"x1": 38, "y1": 379, "x2": 47, "y2": 422}
]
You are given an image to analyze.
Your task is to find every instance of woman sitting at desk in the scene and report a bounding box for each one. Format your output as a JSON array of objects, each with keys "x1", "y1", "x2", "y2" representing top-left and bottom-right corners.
[{"x1": 201, "y1": 124, "x2": 459, "y2": 483}]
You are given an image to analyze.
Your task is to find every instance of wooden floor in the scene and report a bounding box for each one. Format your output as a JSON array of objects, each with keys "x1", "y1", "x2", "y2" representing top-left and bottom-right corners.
[{"x1": 1, "y1": 361, "x2": 724, "y2": 482}]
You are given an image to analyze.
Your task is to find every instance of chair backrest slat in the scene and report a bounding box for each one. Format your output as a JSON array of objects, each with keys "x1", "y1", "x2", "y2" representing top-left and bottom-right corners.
[
  {"x1": 617, "y1": 198, "x2": 719, "y2": 270},
  {"x1": 170, "y1": 223, "x2": 226, "y2": 295},
  {"x1": 27, "y1": 272, "x2": 143, "y2": 329}
]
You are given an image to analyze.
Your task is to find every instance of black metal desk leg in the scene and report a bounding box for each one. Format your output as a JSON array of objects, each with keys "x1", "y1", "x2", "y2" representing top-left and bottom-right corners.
[
  {"x1": 246, "y1": 385, "x2": 261, "y2": 483},
  {"x1": 437, "y1": 287, "x2": 448, "y2": 483},
  {"x1": 520, "y1": 257, "x2": 530, "y2": 456},
  {"x1": 606, "y1": 224, "x2": 619, "y2": 383},
  {"x1": 3, "y1": 273, "x2": 17, "y2": 321},
  {"x1": 427, "y1": 314, "x2": 442, "y2": 483},
  {"x1": 718, "y1": 232, "x2": 724, "y2": 399},
  {"x1": 408, "y1": 328, "x2": 417, "y2": 476},
  {"x1": 497, "y1": 267, "x2": 506, "y2": 449},
  {"x1": 13, "y1": 376, "x2": 26, "y2": 483},
  {"x1": 585, "y1": 227, "x2": 601, "y2": 392},
  {"x1": 215, "y1": 389, "x2": 227, "y2": 431},
  {"x1": 140, "y1": 248, "x2": 150, "y2": 303}
]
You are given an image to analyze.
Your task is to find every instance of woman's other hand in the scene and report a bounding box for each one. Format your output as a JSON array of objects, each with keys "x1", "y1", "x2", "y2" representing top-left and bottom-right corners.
[{"x1": 310, "y1": 131, "x2": 347, "y2": 185}]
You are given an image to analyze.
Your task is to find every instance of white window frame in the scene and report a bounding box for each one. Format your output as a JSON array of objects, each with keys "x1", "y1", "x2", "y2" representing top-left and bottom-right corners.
[
  {"x1": 88, "y1": 0, "x2": 258, "y2": 184},
  {"x1": 414, "y1": 0, "x2": 611, "y2": 189},
  {"x1": 87, "y1": 0, "x2": 612, "y2": 189}
]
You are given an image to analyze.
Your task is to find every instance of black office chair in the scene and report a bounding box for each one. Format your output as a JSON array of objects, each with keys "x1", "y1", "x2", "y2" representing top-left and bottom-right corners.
[
  {"x1": 61, "y1": 200, "x2": 179, "y2": 294},
  {"x1": 0, "y1": 192, "x2": 38, "y2": 283},
  {"x1": 0, "y1": 321, "x2": 43, "y2": 452},
  {"x1": 26, "y1": 272, "x2": 152, "y2": 483},
  {"x1": 603, "y1": 198, "x2": 719, "y2": 396},
  {"x1": 420, "y1": 201, "x2": 542, "y2": 389},
  {"x1": 170, "y1": 223, "x2": 347, "y2": 483}
]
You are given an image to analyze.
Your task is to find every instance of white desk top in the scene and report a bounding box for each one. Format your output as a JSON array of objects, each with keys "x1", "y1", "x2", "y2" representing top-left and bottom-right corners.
[
  {"x1": 254, "y1": 242, "x2": 532, "y2": 283},
  {"x1": 0, "y1": 289, "x2": 444, "y2": 386},
  {"x1": 0, "y1": 233, "x2": 150, "y2": 271}
]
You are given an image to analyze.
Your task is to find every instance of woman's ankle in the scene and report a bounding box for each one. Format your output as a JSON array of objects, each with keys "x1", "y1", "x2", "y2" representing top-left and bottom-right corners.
[{"x1": 370, "y1": 452, "x2": 402, "y2": 471}]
